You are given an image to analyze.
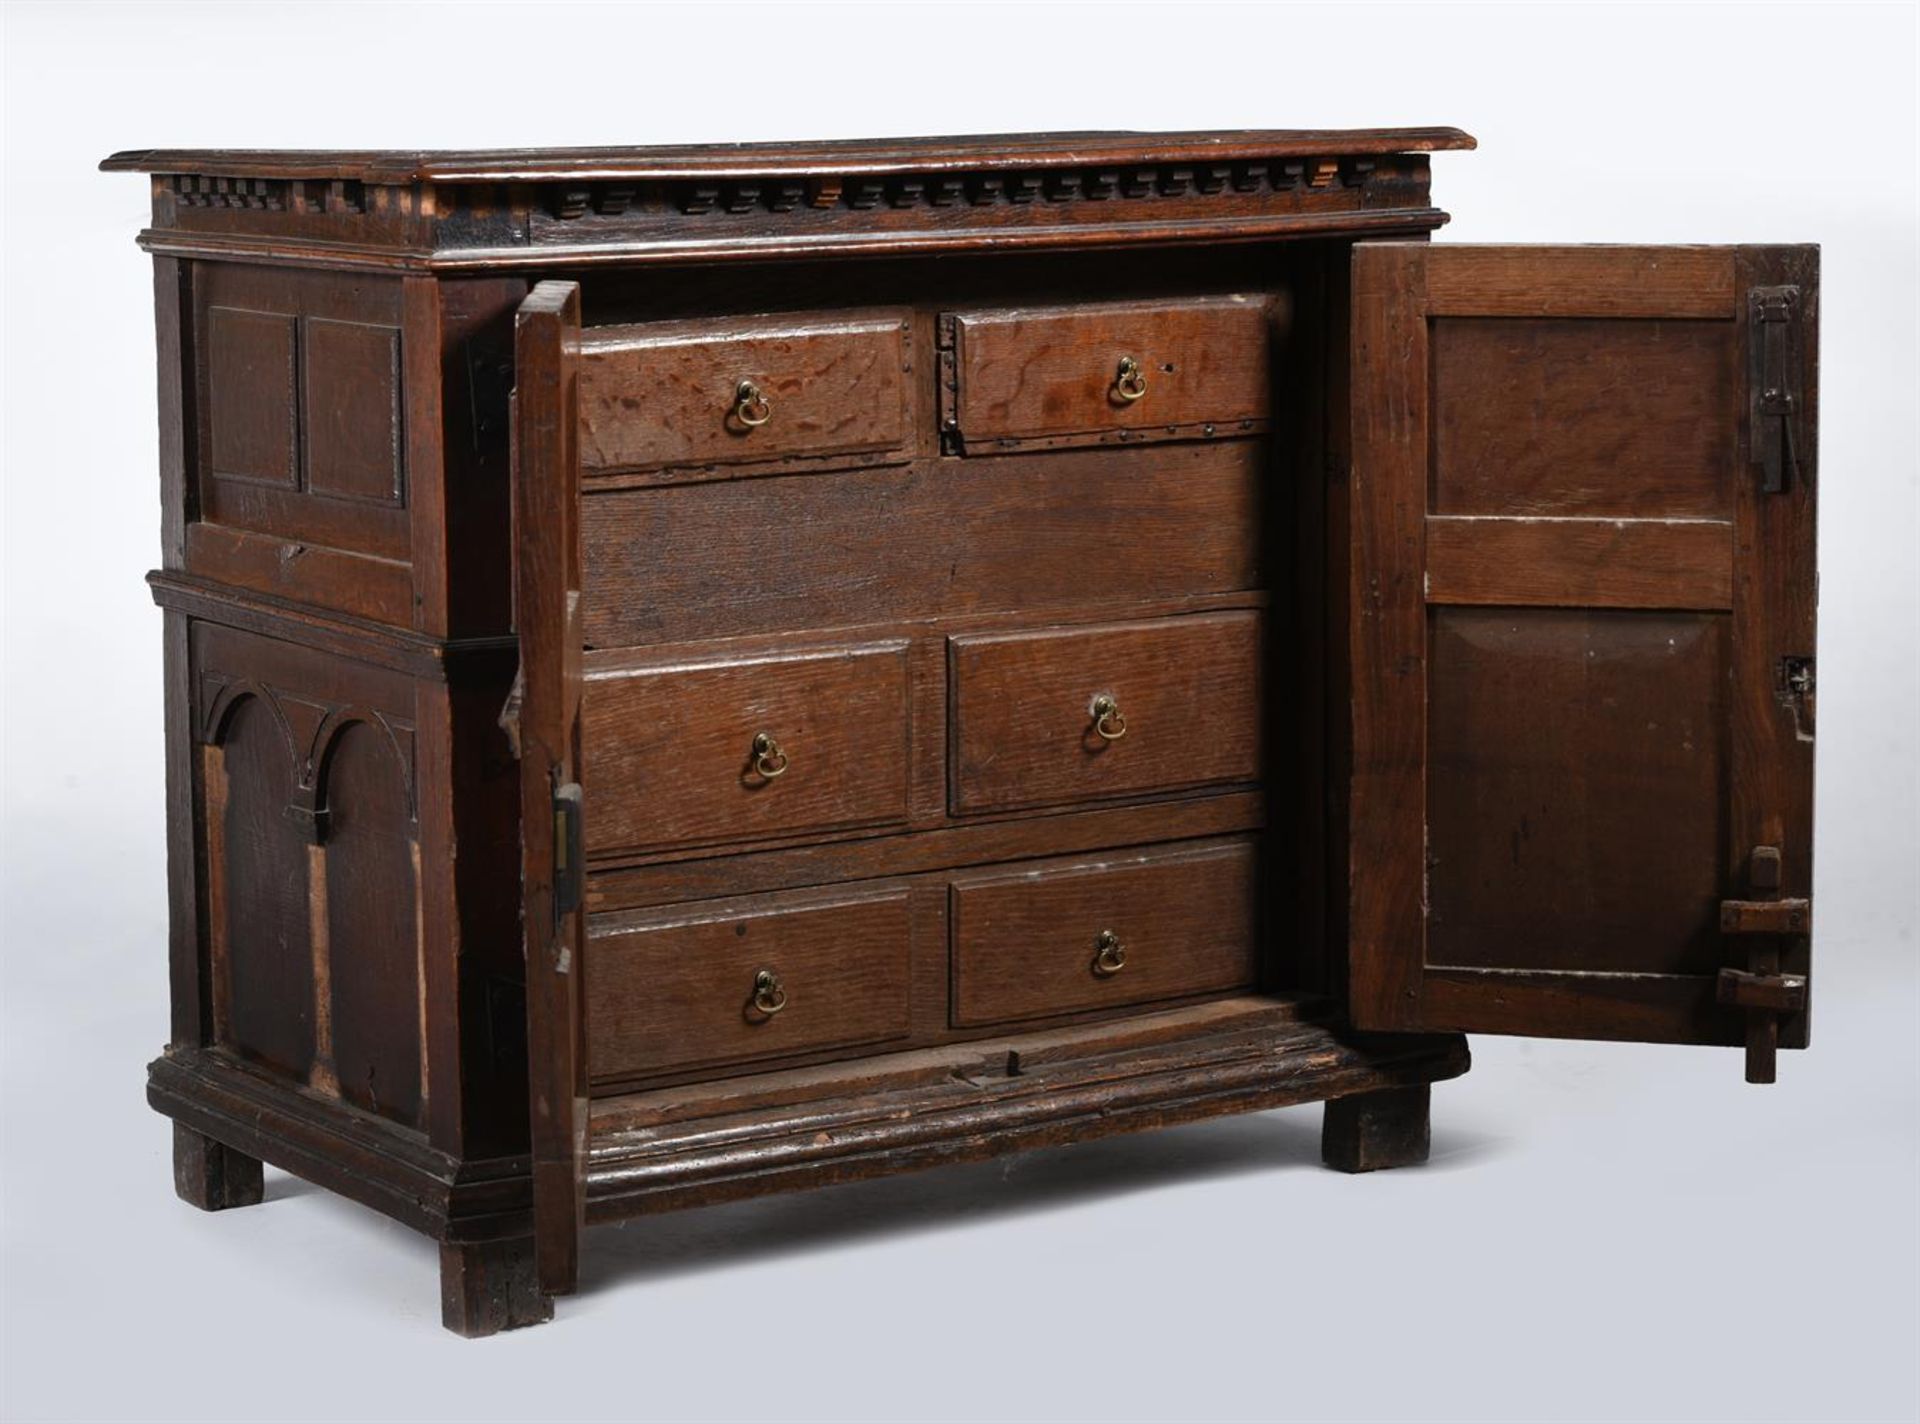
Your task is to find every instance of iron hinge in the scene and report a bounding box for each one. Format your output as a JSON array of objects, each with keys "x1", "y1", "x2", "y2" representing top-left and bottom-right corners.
[
  {"x1": 1748, "y1": 284, "x2": 1804, "y2": 493},
  {"x1": 552, "y1": 781, "x2": 584, "y2": 926}
]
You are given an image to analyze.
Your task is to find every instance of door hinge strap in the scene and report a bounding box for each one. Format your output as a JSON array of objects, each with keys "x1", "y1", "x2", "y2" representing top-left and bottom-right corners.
[{"x1": 1749, "y1": 285, "x2": 1803, "y2": 494}]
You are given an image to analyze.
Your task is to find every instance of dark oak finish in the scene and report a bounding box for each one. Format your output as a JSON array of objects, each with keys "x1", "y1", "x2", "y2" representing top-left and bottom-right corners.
[
  {"x1": 949, "y1": 611, "x2": 1264, "y2": 815},
  {"x1": 940, "y1": 295, "x2": 1276, "y2": 450},
  {"x1": 108, "y1": 129, "x2": 1817, "y2": 1334},
  {"x1": 102, "y1": 130, "x2": 1479, "y2": 184},
  {"x1": 582, "y1": 639, "x2": 913, "y2": 854},
  {"x1": 578, "y1": 309, "x2": 915, "y2": 476},
  {"x1": 1423, "y1": 517, "x2": 1733, "y2": 609},
  {"x1": 508, "y1": 281, "x2": 588, "y2": 1294},
  {"x1": 1348, "y1": 243, "x2": 1818, "y2": 1045},
  {"x1": 587, "y1": 1002, "x2": 1469, "y2": 1219},
  {"x1": 580, "y1": 441, "x2": 1265, "y2": 647},
  {"x1": 589, "y1": 883, "x2": 917, "y2": 1080},
  {"x1": 1321, "y1": 1085, "x2": 1431, "y2": 1173},
  {"x1": 949, "y1": 838, "x2": 1259, "y2": 1027},
  {"x1": 173, "y1": 1122, "x2": 264, "y2": 1211},
  {"x1": 102, "y1": 129, "x2": 1474, "y2": 273},
  {"x1": 440, "y1": 1237, "x2": 551, "y2": 1338}
]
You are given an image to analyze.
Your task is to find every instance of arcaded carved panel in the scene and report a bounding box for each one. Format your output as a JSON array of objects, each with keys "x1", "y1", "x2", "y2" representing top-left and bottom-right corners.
[
  {"x1": 194, "y1": 622, "x2": 419, "y2": 837},
  {"x1": 305, "y1": 318, "x2": 405, "y2": 506},
  {"x1": 211, "y1": 696, "x2": 315, "y2": 1081},
  {"x1": 192, "y1": 621, "x2": 425, "y2": 1126},
  {"x1": 207, "y1": 307, "x2": 298, "y2": 487},
  {"x1": 324, "y1": 721, "x2": 425, "y2": 1128}
]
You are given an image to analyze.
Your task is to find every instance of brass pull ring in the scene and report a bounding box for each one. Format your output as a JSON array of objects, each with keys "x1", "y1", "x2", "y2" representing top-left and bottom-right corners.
[
  {"x1": 751, "y1": 968, "x2": 788, "y2": 1016},
  {"x1": 1092, "y1": 929, "x2": 1127, "y2": 977},
  {"x1": 751, "y1": 731, "x2": 790, "y2": 780},
  {"x1": 1111, "y1": 356, "x2": 1148, "y2": 404},
  {"x1": 734, "y1": 379, "x2": 773, "y2": 428},
  {"x1": 1090, "y1": 694, "x2": 1128, "y2": 742}
]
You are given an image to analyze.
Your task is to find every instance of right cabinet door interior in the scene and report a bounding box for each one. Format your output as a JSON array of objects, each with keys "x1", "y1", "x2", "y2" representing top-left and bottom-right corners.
[{"x1": 1347, "y1": 244, "x2": 1818, "y2": 1081}]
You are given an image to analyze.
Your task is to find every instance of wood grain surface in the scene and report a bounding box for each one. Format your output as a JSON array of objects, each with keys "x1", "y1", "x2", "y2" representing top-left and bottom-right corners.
[
  {"x1": 589, "y1": 884, "x2": 917, "y2": 1080},
  {"x1": 949, "y1": 610, "x2": 1263, "y2": 815},
  {"x1": 583, "y1": 640, "x2": 913, "y2": 854},
  {"x1": 579, "y1": 310, "x2": 913, "y2": 474},
  {"x1": 949, "y1": 838, "x2": 1259, "y2": 1026},
  {"x1": 945, "y1": 295, "x2": 1274, "y2": 446}
]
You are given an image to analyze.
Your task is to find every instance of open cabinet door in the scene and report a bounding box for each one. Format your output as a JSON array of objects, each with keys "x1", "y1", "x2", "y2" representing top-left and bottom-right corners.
[
  {"x1": 509, "y1": 280, "x2": 587, "y2": 1290},
  {"x1": 1349, "y1": 244, "x2": 1817, "y2": 1082}
]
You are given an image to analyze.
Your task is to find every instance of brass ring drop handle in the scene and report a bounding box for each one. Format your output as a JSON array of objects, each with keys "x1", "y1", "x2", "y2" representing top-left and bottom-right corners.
[
  {"x1": 1110, "y1": 355, "x2": 1149, "y2": 404},
  {"x1": 751, "y1": 969, "x2": 788, "y2": 1017},
  {"x1": 734, "y1": 379, "x2": 773, "y2": 428},
  {"x1": 1092, "y1": 929, "x2": 1127, "y2": 978},
  {"x1": 751, "y1": 731, "x2": 790, "y2": 779},
  {"x1": 1090, "y1": 694, "x2": 1128, "y2": 741}
]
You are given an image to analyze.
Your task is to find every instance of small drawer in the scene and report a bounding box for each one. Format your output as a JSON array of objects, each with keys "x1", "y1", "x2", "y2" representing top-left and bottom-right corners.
[
  {"x1": 583, "y1": 640, "x2": 912, "y2": 854},
  {"x1": 577, "y1": 308, "x2": 915, "y2": 475},
  {"x1": 589, "y1": 885, "x2": 914, "y2": 1081},
  {"x1": 949, "y1": 838, "x2": 1258, "y2": 1028},
  {"x1": 949, "y1": 610, "x2": 1262, "y2": 815},
  {"x1": 938, "y1": 294, "x2": 1275, "y2": 451}
]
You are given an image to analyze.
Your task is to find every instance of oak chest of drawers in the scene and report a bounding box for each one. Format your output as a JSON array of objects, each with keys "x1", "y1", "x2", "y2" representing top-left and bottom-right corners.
[{"x1": 103, "y1": 129, "x2": 1820, "y2": 1334}]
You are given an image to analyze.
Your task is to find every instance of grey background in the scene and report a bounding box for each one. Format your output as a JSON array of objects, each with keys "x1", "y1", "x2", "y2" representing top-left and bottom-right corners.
[{"x1": 4, "y1": 3, "x2": 1915, "y2": 1420}]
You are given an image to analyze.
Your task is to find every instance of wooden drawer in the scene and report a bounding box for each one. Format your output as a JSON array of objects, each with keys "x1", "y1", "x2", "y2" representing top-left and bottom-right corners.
[
  {"x1": 583, "y1": 640, "x2": 912, "y2": 855},
  {"x1": 949, "y1": 838, "x2": 1258, "y2": 1027},
  {"x1": 938, "y1": 294, "x2": 1275, "y2": 450},
  {"x1": 589, "y1": 885, "x2": 914, "y2": 1081},
  {"x1": 578, "y1": 309, "x2": 915, "y2": 475},
  {"x1": 948, "y1": 610, "x2": 1262, "y2": 815}
]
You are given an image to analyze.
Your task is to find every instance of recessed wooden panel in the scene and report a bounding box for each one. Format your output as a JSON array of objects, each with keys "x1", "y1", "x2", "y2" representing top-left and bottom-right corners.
[
  {"x1": 1426, "y1": 608, "x2": 1730, "y2": 977},
  {"x1": 945, "y1": 295, "x2": 1273, "y2": 447},
  {"x1": 949, "y1": 838, "x2": 1258, "y2": 1027},
  {"x1": 322, "y1": 721, "x2": 422, "y2": 1127},
  {"x1": 949, "y1": 611, "x2": 1262, "y2": 815},
  {"x1": 578, "y1": 310, "x2": 913, "y2": 473},
  {"x1": 305, "y1": 318, "x2": 404, "y2": 504},
  {"x1": 582, "y1": 641, "x2": 912, "y2": 855},
  {"x1": 1431, "y1": 317, "x2": 1736, "y2": 518},
  {"x1": 214, "y1": 697, "x2": 314, "y2": 1079},
  {"x1": 581, "y1": 441, "x2": 1264, "y2": 647},
  {"x1": 194, "y1": 265, "x2": 412, "y2": 568},
  {"x1": 207, "y1": 307, "x2": 298, "y2": 486},
  {"x1": 588, "y1": 885, "x2": 914, "y2": 1080}
]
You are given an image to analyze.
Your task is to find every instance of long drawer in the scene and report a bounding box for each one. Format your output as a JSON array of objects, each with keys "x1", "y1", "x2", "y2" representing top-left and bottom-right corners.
[
  {"x1": 948, "y1": 838, "x2": 1260, "y2": 1027},
  {"x1": 583, "y1": 640, "x2": 913, "y2": 855},
  {"x1": 588, "y1": 884, "x2": 916, "y2": 1081},
  {"x1": 948, "y1": 610, "x2": 1263, "y2": 815}
]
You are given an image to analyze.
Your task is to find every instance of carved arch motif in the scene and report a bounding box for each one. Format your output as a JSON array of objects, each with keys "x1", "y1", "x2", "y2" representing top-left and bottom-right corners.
[{"x1": 198, "y1": 672, "x2": 416, "y2": 841}]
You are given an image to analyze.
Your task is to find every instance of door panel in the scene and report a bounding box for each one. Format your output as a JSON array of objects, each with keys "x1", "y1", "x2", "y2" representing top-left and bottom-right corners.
[
  {"x1": 1430, "y1": 316, "x2": 1737, "y2": 518},
  {"x1": 1426, "y1": 608, "x2": 1731, "y2": 978},
  {"x1": 1348, "y1": 244, "x2": 1817, "y2": 1081},
  {"x1": 509, "y1": 281, "x2": 587, "y2": 1292}
]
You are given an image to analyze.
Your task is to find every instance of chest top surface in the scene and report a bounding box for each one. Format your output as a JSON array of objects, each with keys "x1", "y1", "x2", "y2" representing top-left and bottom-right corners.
[{"x1": 101, "y1": 127, "x2": 1475, "y2": 270}]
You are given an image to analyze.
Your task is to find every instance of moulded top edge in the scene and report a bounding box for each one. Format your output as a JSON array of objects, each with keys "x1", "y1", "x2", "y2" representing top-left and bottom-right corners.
[{"x1": 99, "y1": 127, "x2": 1477, "y2": 183}]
